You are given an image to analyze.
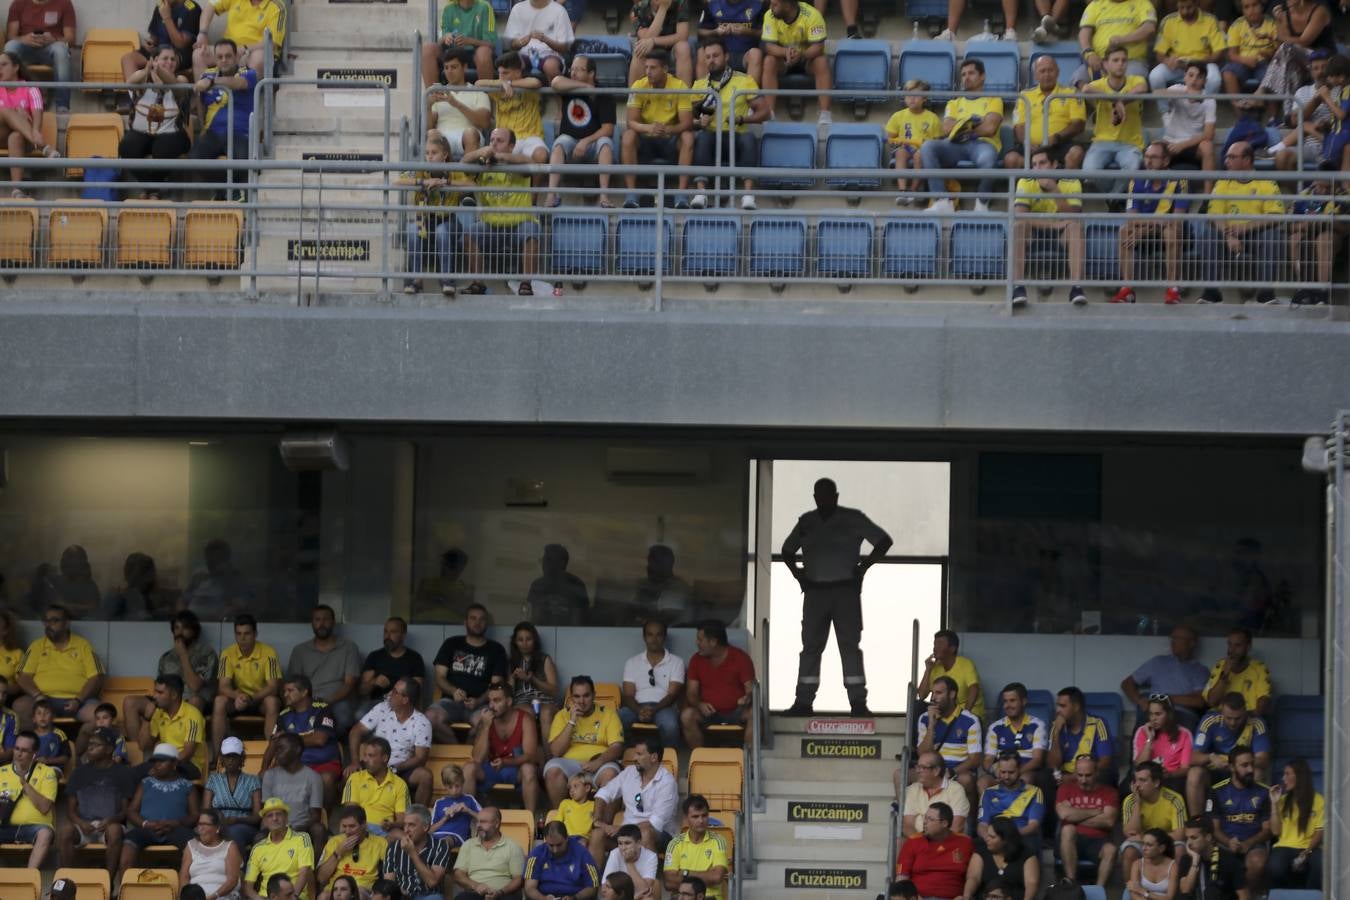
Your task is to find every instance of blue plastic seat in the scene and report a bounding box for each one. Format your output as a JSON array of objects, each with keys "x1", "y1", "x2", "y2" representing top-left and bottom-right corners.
[
  {"x1": 682, "y1": 215, "x2": 740, "y2": 278},
  {"x1": 817, "y1": 218, "x2": 873, "y2": 279},
  {"x1": 955, "y1": 125, "x2": 1015, "y2": 169},
  {"x1": 1085, "y1": 220, "x2": 1121, "y2": 282},
  {"x1": 907, "y1": 0, "x2": 948, "y2": 18},
  {"x1": 899, "y1": 40, "x2": 958, "y2": 92},
  {"x1": 1025, "y1": 689, "x2": 1054, "y2": 727},
  {"x1": 1275, "y1": 695, "x2": 1324, "y2": 758},
  {"x1": 575, "y1": 34, "x2": 632, "y2": 88},
  {"x1": 882, "y1": 218, "x2": 940, "y2": 279},
  {"x1": 832, "y1": 39, "x2": 891, "y2": 104},
  {"x1": 1082, "y1": 888, "x2": 1107, "y2": 900},
  {"x1": 1084, "y1": 691, "x2": 1124, "y2": 741},
  {"x1": 951, "y1": 222, "x2": 1006, "y2": 279},
  {"x1": 1267, "y1": 892, "x2": 1322, "y2": 900},
  {"x1": 615, "y1": 215, "x2": 674, "y2": 276},
  {"x1": 748, "y1": 217, "x2": 806, "y2": 278},
  {"x1": 1029, "y1": 42, "x2": 1084, "y2": 86},
  {"x1": 758, "y1": 123, "x2": 818, "y2": 190},
  {"x1": 550, "y1": 215, "x2": 608, "y2": 275},
  {"x1": 825, "y1": 124, "x2": 885, "y2": 190},
  {"x1": 965, "y1": 41, "x2": 1020, "y2": 92}
]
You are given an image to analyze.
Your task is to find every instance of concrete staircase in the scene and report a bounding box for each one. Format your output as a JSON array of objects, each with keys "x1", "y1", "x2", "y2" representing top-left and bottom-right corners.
[{"x1": 741, "y1": 714, "x2": 905, "y2": 900}]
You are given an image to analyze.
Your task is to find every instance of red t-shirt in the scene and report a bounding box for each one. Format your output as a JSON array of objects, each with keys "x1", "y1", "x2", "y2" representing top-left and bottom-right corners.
[
  {"x1": 897, "y1": 832, "x2": 974, "y2": 899},
  {"x1": 7, "y1": 0, "x2": 77, "y2": 38},
  {"x1": 686, "y1": 646, "x2": 754, "y2": 714},
  {"x1": 1056, "y1": 781, "x2": 1118, "y2": 840}
]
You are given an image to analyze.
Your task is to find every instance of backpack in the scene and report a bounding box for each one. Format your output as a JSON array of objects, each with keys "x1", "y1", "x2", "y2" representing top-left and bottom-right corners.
[
  {"x1": 81, "y1": 161, "x2": 119, "y2": 202},
  {"x1": 1045, "y1": 879, "x2": 1087, "y2": 900}
]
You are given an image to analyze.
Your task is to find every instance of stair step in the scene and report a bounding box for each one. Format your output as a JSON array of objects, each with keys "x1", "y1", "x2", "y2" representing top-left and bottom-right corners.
[
  {"x1": 760, "y1": 755, "x2": 898, "y2": 783},
  {"x1": 762, "y1": 778, "x2": 895, "y2": 798},
  {"x1": 288, "y1": 29, "x2": 417, "y2": 52},
  {"x1": 757, "y1": 796, "x2": 896, "y2": 824},
  {"x1": 769, "y1": 714, "x2": 908, "y2": 737},
  {"x1": 743, "y1": 861, "x2": 890, "y2": 899}
]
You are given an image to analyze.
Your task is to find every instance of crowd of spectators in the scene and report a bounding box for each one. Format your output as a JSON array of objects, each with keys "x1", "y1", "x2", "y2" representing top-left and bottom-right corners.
[
  {"x1": 0, "y1": 603, "x2": 747, "y2": 899},
  {"x1": 894, "y1": 625, "x2": 1324, "y2": 899}
]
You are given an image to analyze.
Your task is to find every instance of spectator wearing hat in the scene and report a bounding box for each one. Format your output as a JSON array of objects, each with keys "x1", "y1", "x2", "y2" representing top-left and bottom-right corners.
[
  {"x1": 58, "y1": 726, "x2": 135, "y2": 873},
  {"x1": 206, "y1": 736, "x2": 263, "y2": 848},
  {"x1": 120, "y1": 742, "x2": 201, "y2": 878},
  {"x1": 48, "y1": 878, "x2": 78, "y2": 900},
  {"x1": 245, "y1": 797, "x2": 316, "y2": 900}
]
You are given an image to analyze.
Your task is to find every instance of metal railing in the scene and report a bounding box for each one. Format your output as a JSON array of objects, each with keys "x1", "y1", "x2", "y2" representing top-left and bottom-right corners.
[{"x1": 887, "y1": 618, "x2": 921, "y2": 886}]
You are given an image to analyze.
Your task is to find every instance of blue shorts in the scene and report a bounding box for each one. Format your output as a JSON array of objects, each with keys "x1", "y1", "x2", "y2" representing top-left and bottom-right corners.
[
  {"x1": 479, "y1": 762, "x2": 521, "y2": 787},
  {"x1": 1222, "y1": 61, "x2": 1267, "y2": 85},
  {"x1": 368, "y1": 823, "x2": 388, "y2": 837},
  {"x1": 552, "y1": 133, "x2": 614, "y2": 162},
  {"x1": 467, "y1": 218, "x2": 542, "y2": 244},
  {"x1": 0, "y1": 824, "x2": 52, "y2": 843}
]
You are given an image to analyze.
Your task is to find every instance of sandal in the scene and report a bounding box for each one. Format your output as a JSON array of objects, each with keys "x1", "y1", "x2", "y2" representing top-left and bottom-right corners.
[
  {"x1": 41, "y1": 145, "x2": 59, "y2": 159},
  {"x1": 518, "y1": 282, "x2": 533, "y2": 296},
  {"x1": 461, "y1": 281, "x2": 487, "y2": 295},
  {"x1": 598, "y1": 197, "x2": 615, "y2": 208}
]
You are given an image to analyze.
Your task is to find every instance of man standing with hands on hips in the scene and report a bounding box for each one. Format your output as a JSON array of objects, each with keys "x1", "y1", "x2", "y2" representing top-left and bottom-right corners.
[{"x1": 781, "y1": 477, "x2": 892, "y2": 717}]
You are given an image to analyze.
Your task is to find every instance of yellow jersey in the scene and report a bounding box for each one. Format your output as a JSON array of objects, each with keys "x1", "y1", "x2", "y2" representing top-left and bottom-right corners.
[
  {"x1": 1015, "y1": 85, "x2": 1087, "y2": 147},
  {"x1": 1122, "y1": 787, "x2": 1188, "y2": 834},
  {"x1": 1227, "y1": 16, "x2": 1278, "y2": 61},
  {"x1": 476, "y1": 169, "x2": 535, "y2": 227},
  {"x1": 929, "y1": 655, "x2": 986, "y2": 721},
  {"x1": 20, "y1": 634, "x2": 102, "y2": 699},
  {"x1": 664, "y1": 830, "x2": 729, "y2": 900},
  {"x1": 219, "y1": 642, "x2": 281, "y2": 696},
  {"x1": 943, "y1": 96, "x2": 1004, "y2": 151},
  {"x1": 1087, "y1": 75, "x2": 1146, "y2": 147},
  {"x1": 1015, "y1": 177, "x2": 1084, "y2": 213},
  {"x1": 558, "y1": 798, "x2": 595, "y2": 837},
  {"x1": 492, "y1": 86, "x2": 543, "y2": 139},
  {"x1": 761, "y1": 1, "x2": 826, "y2": 48},
  {"x1": 690, "y1": 71, "x2": 759, "y2": 132},
  {"x1": 1274, "y1": 792, "x2": 1325, "y2": 850},
  {"x1": 886, "y1": 108, "x2": 942, "y2": 148},
  {"x1": 0, "y1": 646, "x2": 21, "y2": 685},
  {"x1": 1203, "y1": 656, "x2": 1273, "y2": 711},
  {"x1": 341, "y1": 769, "x2": 409, "y2": 826},
  {"x1": 1081, "y1": 0, "x2": 1157, "y2": 61},
  {"x1": 320, "y1": 833, "x2": 388, "y2": 890},
  {"x1": 1155, "y1": 11, "x2": 1226, "y2": 60},
  {"x1": 213, "y1": 0, "x2": 287, "y2": 55},
  {"x1": 246, "y1": 828, "x2": 315, "y2": 900},
  {"x1": 150, "y1": 701, "x2": 208, "y2": 776},
  {"x1": 629, "y1": 75, "x2": 692, "y2": 127},
  {"x1": 0, "y1": 762, "x2": 59, "y2": 826},
  {"x1": 547, "y1": 704, "x2": 624, "y2": 762}
]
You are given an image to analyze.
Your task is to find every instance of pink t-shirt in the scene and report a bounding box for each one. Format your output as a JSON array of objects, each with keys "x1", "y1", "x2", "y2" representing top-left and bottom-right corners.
[
  {"x1": 1133, "y1": 725, "x2": 1194, "y2": 773},
  {"x1": 0, "y1": 86, "x2": 43, "y2": 113}
]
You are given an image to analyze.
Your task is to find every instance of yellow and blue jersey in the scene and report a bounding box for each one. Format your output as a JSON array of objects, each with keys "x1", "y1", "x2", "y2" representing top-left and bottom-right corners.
[
  {"x1": 979, "y1": 782, "x2": 1045, "y2": 831},
  {"x1": 1210, "y1": 777, "x2": 1270, "y2": 842},
  {"x1": 1054, "y1": 714, "x2": 1112, "y2": 773},
  {"x1": 984, "y1": 714, "x2": 1048, "y2": 763},
  {"x1": 1195, "y1": 712, "x2": 1270, "y2": 758},
  {"x1": 917, "y1": 708, "x2": 983, "y2": 768}
]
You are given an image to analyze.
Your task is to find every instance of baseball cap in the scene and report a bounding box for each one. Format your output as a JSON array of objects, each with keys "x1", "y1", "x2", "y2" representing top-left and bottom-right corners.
[
  {"x1": 220, "y1": 736, "x2": 245, "y2": 756},
  {"x1": 90, "y1": 726, "x2": 120, "y2": 747},
  {"x1": 149, "y1": 742, "x2": 179, "y2": 761},
  {"x1": 49, "y1": 879, "x2": 77, "y2": 900},
  {"x1": 260, "y1": 797, "x2": 291, "y2": 816}
]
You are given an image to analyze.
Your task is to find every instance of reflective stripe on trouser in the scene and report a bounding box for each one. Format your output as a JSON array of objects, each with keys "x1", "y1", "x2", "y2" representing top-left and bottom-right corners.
[{"x1": 795, "y1": 580, "x2": 867, "y2": 705}]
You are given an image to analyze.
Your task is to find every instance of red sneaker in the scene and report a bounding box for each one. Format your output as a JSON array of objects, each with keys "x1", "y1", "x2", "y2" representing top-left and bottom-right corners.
[
  {"x1": 1164, "y1": 286, "x2": 1181, "y2": 304},
  {"x1": 1111, "y1": 286, "x2": 1136, "y2": 304}
]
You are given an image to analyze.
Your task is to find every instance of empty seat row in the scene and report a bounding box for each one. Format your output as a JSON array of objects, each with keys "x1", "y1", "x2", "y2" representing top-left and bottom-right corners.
[
  {"x1": 0, "y1": 203, "x2": 243, "y2": 269},
  {"x1": 0, "y1": 866, "x2": 177, "y2": 900}
]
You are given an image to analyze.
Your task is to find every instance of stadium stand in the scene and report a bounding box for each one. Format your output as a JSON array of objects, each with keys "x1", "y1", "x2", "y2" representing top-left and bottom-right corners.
[{"x1": 0, "y1": 870, "x2": 42, "y2": 900}]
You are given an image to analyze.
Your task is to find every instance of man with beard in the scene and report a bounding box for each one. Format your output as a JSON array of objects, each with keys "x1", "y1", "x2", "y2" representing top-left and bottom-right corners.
[
  {"x1": 453, "y1": 806, "x2": 526, "y2": 899},
  {"x1": 288, "y1": 605, "x2": 362, "y2": 735},
  {"x1": 58, "y1": 727, "x2": 134, "y2": 873},
  {"x1": 265, "y1": 675, "x2": 341, "y2": 805},
  {"x1": 358, "y1": 617, "x2": 426, "y2": 721},
  {"x1": 261, "y1": 733, "x2": 327, "y2": 851},
  {"x1": 427, "y1": 604, "x2": 508, "y2": 744},
  {"x1": 546, "y1": 55, "x2": 617, "y2": 208},
  {"x1": 1209, "y1": 746, "x2": 1271, "y2": 897}
]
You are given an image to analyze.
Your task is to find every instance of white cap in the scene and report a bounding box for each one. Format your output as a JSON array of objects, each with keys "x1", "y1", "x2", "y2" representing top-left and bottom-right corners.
[
  {"x1": 150, "y1": 742, "x2": 179, "y2": 761},
  {"x1": 220, "y1": 736, "x2": 245, "y2": 756}
]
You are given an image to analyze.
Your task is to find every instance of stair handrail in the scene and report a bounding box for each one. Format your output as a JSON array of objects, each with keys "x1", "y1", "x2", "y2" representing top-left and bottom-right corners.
[
  {"x1": 888, "y1": 617, "x2": 922, "y2": 886},
  {"x1": 758, "y1": 616, "x2": 772, "y2": 752},
  {"x1": 743, "y1": 680, "x2": 759, "y2": 880},
  {"x1": 733, "y1": 808, "x2": 747, "y2": 899}
]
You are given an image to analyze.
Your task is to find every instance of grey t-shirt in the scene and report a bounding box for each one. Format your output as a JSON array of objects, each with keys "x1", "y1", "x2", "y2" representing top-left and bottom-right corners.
[
  {"x1": 1163, "y1": 86, "x2": 1216, "y2": 142},
  {"x1": 260, "y1": 765, "x2": 325, "y2": 829},
  {"x1": 287, "y1": 639, "x2": 362, "y2": 703}
]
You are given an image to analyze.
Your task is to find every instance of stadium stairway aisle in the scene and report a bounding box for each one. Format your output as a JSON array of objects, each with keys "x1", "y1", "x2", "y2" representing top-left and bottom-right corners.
[{"x1": 744, "y1": 713, "x2": 904, "y2": 898}]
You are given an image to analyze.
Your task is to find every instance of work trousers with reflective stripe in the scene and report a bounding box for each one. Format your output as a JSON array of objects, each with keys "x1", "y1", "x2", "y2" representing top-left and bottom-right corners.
[{"x1": 795, "y1": 579, "x2": 867, "y2": 706}]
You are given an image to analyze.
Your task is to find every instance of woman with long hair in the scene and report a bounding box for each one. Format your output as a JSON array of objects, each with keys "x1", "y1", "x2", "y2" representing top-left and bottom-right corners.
[
  {"x1": 962, "y1": 817, "x2": 1039, "y2": 900},
  {"x1": 119, "y1": 44, "x2": 190, "y2": 197},
  {"x1": 329, "y1": 875, "x2": 361, "y2": 900},
  {"x1": 1126, "y1": 827, "x2": 1178, "y2": 900},
  {"x1": 509, "y1": 621, "x2": 559, "y2": 736},
  {"x1": 1266, "y1": 757, "x2": 1324, "y2": 889},
  {"x1": 0, "y1": 49, "x2": 58, "y2": 198},
  {"x1": 180, "y1": 808, "x2": 243, "y2": 900},
  {"x1": 1132, "y1": 695, "x2": 1192, "y2": 794},
  {"x1": 600, "y1": 871, "x2": 636, "y2": 900}
]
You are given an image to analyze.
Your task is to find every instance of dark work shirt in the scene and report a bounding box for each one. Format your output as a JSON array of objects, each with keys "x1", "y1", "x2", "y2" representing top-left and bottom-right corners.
[
  {"x1": 526, "y1": 573, "x2": 590, "y2": 625},
  {"x1": 560, "y1": 92, "x2": 616, "y2": 141},
  {"x1": 362, "y1": 647, "x2": 427, "y2": 703},
  {"x1": 433, "y1": 636, "x2": 508, "y2": 698},
  {"x1": 67, "y1": 762, "x2": 136, "y2": 821},
  {"x1": 147, "y1": 0, "x2": 202, "y2": 66}
]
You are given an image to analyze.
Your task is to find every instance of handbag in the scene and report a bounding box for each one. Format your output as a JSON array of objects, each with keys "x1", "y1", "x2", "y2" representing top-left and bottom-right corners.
[{"x1": 0, "y1": 764, "x2": 31, "y2": 826}]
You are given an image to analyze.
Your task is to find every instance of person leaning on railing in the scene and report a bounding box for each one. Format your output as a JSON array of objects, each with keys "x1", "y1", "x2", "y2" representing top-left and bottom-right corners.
[
  {"x1": 119, "y1": 44, "x2": 191, "y2": 200},
  {"x1": 427, "y1": 50, "x2": 490, "y2": 160},
  {"x1": 546, "y1": 54, "x2": 618, "y2": 208},
  {"x1": 0, "y1": 50, "x2": 58, "y2": 199},
  {"x1": 1115, "y1": 141, "x2": 1189, "y2": 305},
  {"x1": 1081, "y1": 46, "x2": 1148, "y2": 199},
  {"x1": 1010, "y1": 147, "x2": 1087, "y2": 308},
  {"x1": 689, "y1": 37, "x2": 772, "y2": 211},
  {"x1": 190, "y1": 38, "x2": 258, "y2": 201},
  {"x1": 459, "y1": 128, "x2": 544, "y2": 297},
  {"x1": 1005, "y1": 55, "x2": 1086, "y2": 172},
  {"x1": 1195, "y1": 140, "x2": 1284, "y2": 305}
]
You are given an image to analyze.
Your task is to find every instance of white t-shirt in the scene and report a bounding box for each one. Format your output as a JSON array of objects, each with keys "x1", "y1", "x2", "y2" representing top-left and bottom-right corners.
[
  {"x1": 359, "y1": 701, "x2": 433, "y2": 768},
  {"x1": 603, "y1": 845, "x2": 660, "y2": 882},
  {"x1": 622, "y1": 650, "x2": 686, "y2": 706},
  {"x1": 431, "y1": 88, "x2": 491, "y2": 136},
  {"x1": 502, "y1": 0, "x2": 574, "y2": 62},
  {"x1": 1162, "y1": 85, "x2": 1216, "y2": 142}
]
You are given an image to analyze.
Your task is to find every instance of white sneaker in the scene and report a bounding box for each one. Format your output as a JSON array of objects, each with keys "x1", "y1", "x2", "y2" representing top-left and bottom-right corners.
[
  {"x1": 817, "y1": 109, "x2": 832, "y2": 125},
  {"x1": 740, "y1": 193, "x2": 757, "y2": 210},
  {"x1": 1001, "y1": 28, "x2": 1017, "y2": 40},
  {"x1": 937, "y1": 28, "x2": 956, "y2": 40},
  {"x1": 1032, "y1": 14, "x2": 1055, "y2": 42},
  {"x1": 929, "y1": 197, "x2": 955, "y2": 214},
  {"x1": 973, "y1": 199, "x2": 991, "y2": 213},
  {"x1": 691, "y1": 193, "x2": 708, "y2": 209}
]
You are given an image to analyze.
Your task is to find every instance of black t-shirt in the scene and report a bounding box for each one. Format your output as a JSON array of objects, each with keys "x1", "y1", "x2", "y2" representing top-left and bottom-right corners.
[
  {"x1": 67, "y1": 762, "x2": 136, "y2": 821},
  {"x1": 560, "y1": 93, "x2": 617, "y2": 141},
  {"x1": 362, "y1": 647, "x2": 428, "y2": 702},
  {"x1": 976, "y1": 846, "x2": 1032, "y2": 895},
  {"x1": 433, "y1": 636, "x2": 508, "y2": 698},
  {"x1": 1178, "y1": 852, "x2": 1239, "y2": 900},
  {"x1": 147, "y1": 1, "x2": 202, "y2": 67}
]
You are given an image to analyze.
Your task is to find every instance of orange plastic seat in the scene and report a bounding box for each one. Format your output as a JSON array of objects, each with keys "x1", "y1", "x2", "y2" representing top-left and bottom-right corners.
[
  {"x1": 240, "y1": 739, "x2": 269, "y2": 775},
  {"x1": 81, "y1": 30, "x2": 141, "y2": 85},
  {"x1": 118, "y1": 867, "x2": 179, "y2": 900},
  {"x1": 593, "y1": 682, "x2": 622, "y2": 713},
  {"x1": 0, "y1": 868, "x2": 40, "y2": 900},
  {"x1": 0, "y1": 201, "x2": 38, "y2": 266},
  {"x1": 688, "y1": 748, "x2": 744, "y2": 812},
  {"x1": 48, "y1": 205, "x2": 108, "y2": 267},
  {"x1": 99, "y1": 676, "x2": 155, "y2": 716},
  {"x1": 52, "y1": 867, "x2": 111, "y2": 900},
  {"x1": 428, "y1": 744, "x2": 474, "y2": 797},
  {"x1": 183, "y1": 203, "x2": 244, "y2": 268},
  {"x1": 64, "y1": 113, "x2": 124, "y2": 178},
  {"x1": 116, "y1": 203, "x2": 177, "y2": 268},
  {"x1": 499, "y1": 808, "x2": 535, "y2": 853}
]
